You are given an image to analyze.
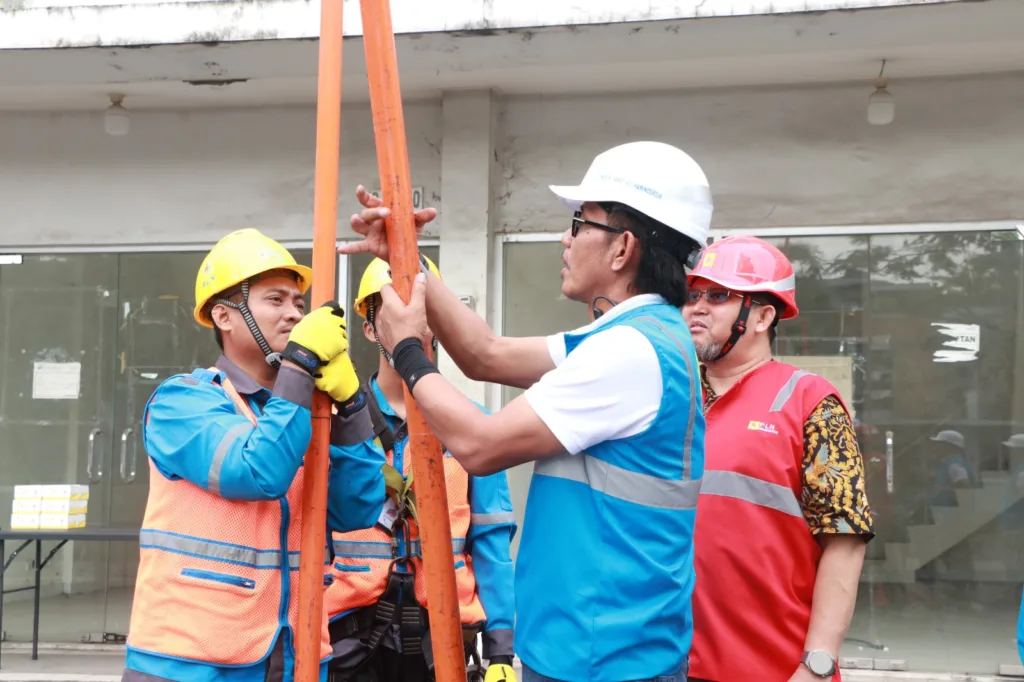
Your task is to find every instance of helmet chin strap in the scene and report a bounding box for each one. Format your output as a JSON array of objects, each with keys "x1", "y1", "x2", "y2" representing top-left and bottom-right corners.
[
  {"x1": 591, "y1": 295, "x2": 618, "y2": 320},
  {"x1": 368, "y1": 298, "x2": 438, "y2": 367},
  {"x1": 713, "y1": 294, "x2": 754, "y2": 361},
  {"x1": 215, "y1": 279, "x2": 282, "y2": 369}
]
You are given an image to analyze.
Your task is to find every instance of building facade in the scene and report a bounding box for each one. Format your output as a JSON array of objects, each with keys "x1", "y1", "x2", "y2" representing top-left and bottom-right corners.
[{"x1": 1, "y1": 0, "x2": 1023, "y2": 678}]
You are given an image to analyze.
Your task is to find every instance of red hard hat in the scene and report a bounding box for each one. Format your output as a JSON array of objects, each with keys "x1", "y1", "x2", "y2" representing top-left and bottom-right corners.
[{"x1": 688, "y1": 235, "x2": 799, "y2": 319}]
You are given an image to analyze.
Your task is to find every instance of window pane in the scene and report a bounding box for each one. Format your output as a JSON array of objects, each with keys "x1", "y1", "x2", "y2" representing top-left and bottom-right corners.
[
  {"x1": 501, "y1": 241, "x2": 590, "y2": 406},
  {"x1": 500, "y1": 240, "x2": 591, "y2": 559}
]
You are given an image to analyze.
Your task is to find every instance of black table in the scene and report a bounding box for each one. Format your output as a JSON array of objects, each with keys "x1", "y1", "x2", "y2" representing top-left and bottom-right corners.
[{"x1": 0, "y1": 527, "x2": 139, "y2": 667}]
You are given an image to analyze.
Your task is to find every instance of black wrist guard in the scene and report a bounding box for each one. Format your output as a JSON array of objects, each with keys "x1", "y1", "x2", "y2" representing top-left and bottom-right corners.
[
  {"x1": 335, "y1": 388, "x2": 367, "y2": 417},
  {"x1": 391, "y1": 337, "x2": 439, "y2": 392},
  {"x1": 280, "y1": 341, "x2": 322, "y2": 376},
  {"x1": 489, "y1": 655, "x2": 514, "y2": 666}
]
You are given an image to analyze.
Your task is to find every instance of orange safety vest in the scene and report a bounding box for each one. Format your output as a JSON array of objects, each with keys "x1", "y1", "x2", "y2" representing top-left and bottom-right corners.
[
  {"x1": 127, "y1": 371, "x2": 333, "y2": 666},
  {"x1": 690, "y1": 361, "x2": 846, "y2": 682},
  {"x1": 324, "y1": 393, "x2": 485, "y2": 626}
]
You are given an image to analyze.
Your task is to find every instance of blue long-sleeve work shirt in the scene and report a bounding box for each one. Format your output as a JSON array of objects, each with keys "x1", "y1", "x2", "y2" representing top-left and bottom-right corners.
[
  {"x1": 333, "y1": 377, "x2": 517, "y2": 659},
  {"x1": 125, "y1": 355, "x2": 385, "y2": 682}
]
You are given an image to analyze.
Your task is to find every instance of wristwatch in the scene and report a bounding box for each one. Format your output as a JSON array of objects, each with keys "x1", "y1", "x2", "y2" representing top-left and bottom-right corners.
[{"x1": 801, "y1": 650, "x2": 837, "y2": 677}]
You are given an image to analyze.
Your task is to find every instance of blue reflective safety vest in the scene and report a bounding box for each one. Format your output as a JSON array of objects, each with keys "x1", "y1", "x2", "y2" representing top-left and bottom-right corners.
[
  {"x1": 1018, "y1": 585, "x2": 1024, "y2": 665},
  {"x1": 514, "y1": 301, "x2": 705, "y2": 682}
]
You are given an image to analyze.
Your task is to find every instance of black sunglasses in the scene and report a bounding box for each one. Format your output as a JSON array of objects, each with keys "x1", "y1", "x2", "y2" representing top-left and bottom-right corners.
[
  {"x1": 684, "y1": 288, "x2": 741, "y2": 306},
  {"x1": 571, "y1": 210, "x2": 627, "y2": 238}
]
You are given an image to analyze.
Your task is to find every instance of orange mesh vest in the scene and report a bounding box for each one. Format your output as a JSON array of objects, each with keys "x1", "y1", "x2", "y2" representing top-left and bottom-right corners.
[
  {"x1": 127, "y1": 371, "x2": 333, "y2": 666},
  {"x1": 324, "y1": 395, "x2": 484, "y2": 626}
]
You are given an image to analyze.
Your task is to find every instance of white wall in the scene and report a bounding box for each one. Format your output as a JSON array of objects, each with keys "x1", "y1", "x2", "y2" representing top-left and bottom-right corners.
[
  {"x1": 496, "y1": 72, "x2": 1024, "y2": 233},
  {"x1": 2, "y1": 70, "x2": 1023, "y2": 583},
  {"x1": 0, "y1": 101, "x2": 443, "y2": 248},
  {"x1": 2, "y1": 0, "x2": 940, "y2": 50},
  {"x1": 3, "y1": 72, "x2": 1022, "y2": 251}
]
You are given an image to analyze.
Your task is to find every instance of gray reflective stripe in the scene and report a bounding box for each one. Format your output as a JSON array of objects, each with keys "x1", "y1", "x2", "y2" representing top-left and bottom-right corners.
[
  {"x1": 207, "y1": 423, "x2": 253, "y2": 496},
  {"x1": 534, "y1": 453, "x2": 701, "y2": 510},
  {"x1": 759, "y1": 274, "x2": 796, "y2": 292},
  {"x1": 139, "y1": 529, "x2": 283, "y2": 567},
  {"x1": 286, "y1": 550, "x2": 330, "y2": 570},
  {"x1": 769, "y1": 369, "x2": 810, "y2": 413},
  {"x1": 634, "y1": 316, "x2": 698, "y2": 480},
  {"x1": 699, "y1": 470, "x2": 803, "y2": 519},
  {"x1": 410, "y1": 538, "x2": 468, "y2": 556},
  {"x1": 470, "y1": 512, "x2": 515, "y2": 526},
  {"x1": 333, "y1": 541, "x2": 392, "y2": 558},
  {"x1": 333, "y1": 538, "x2": 467, "y2": 559}
]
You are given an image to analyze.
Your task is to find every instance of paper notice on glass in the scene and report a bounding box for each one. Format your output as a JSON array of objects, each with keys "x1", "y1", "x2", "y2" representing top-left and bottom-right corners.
[
  {"x1": 931, "y1": 323, "x2": 980, "y2": 363},
  {"x1": 32, "y1": 361, "x2": 82, "y2": 400}
]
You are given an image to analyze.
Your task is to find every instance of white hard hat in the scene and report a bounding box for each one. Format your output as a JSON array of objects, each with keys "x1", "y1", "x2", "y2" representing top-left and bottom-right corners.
[
  {"x1": 548, "y1": 141, "x2": 713, "y2": 246},
  {"x1": 930, "y1": 430, "x2": 965, "y2": 450},
  {"x1": 1003, "y1": 434, "x2": 1024, "y2": 449}
]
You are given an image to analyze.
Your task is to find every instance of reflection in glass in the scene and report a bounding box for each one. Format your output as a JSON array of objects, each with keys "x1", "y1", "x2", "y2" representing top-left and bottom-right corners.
[
  {"x1": 762, "y1": 230, "x2": 1024, "y2": 674},
  {"x1": 0, "y1": 248, "x2": 315, "y2": 644}
]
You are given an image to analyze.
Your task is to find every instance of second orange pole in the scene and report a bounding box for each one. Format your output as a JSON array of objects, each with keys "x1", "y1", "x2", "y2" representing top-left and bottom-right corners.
[
  {"x1": 359, "y1": 2, "x2": 467, "y2": 682},
  {"x1": 294, "y1": 0, "x2": 344, "y2": 680}
]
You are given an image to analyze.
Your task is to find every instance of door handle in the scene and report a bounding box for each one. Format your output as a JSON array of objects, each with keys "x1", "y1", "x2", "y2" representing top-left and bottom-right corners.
[
  {"x1": 885, "y1": 430, "x2": 894, "y2": 494},
  {"x1": 87, "y1": 428, "x2": 103, "y2": 483},
  {"x1": 120, "y1": 427, "x2": 136, "y2": 484}
]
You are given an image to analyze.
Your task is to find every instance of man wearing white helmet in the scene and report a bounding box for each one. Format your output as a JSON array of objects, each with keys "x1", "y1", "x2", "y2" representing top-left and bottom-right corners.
[{"x1": 339, "y1": 141, "x2": 710, "y2": 682}]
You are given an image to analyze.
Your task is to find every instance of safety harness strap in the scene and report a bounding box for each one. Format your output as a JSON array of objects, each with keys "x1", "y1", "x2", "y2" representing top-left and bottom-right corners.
[
  {"x1": 216, "y1": 279, "x2": 282, "y2": 368},
  {"x1": 364, "y1": 568, "x2": 425, "y2": 657},
  {"x1": 363, "y1": 375, "x2": 408, "y2": 457}
]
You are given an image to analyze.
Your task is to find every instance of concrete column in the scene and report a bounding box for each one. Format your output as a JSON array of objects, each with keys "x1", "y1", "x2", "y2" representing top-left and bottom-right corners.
[{"x1": 437, "y1": 91, "x2": 499, "y2": 406}]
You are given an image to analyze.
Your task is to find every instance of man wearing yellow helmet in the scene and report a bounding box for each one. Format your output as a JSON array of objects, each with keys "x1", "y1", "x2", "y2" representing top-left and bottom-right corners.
[
  {"x1": 122, "y1": 229, "x2": 387, "y2": 682},
  {"x1": 323, "y1": 257, "x2": 517, "y2": 682}
]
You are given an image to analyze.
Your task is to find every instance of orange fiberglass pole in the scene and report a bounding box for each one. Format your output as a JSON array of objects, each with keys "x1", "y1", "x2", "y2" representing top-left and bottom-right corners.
[
  {"x1": 295, "y1": 0, "x2": 344, "y2": 680},
  {"x1": 359, "y1": 2, "x2": 467, "y2": 682}
]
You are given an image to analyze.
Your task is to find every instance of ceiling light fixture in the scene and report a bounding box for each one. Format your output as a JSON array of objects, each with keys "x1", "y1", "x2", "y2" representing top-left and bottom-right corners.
[
  {"x1": 104, "y1": 93, "x2": 130, "y2": 136},
  {"x1": 867, "y1": 59, "x2": 894, "y2": 126}
]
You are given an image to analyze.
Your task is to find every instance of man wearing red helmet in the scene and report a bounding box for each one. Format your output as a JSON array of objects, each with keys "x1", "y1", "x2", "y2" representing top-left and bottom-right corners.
[{"x1": 683, "y1": 235, "x2": 873, "y2": 682}]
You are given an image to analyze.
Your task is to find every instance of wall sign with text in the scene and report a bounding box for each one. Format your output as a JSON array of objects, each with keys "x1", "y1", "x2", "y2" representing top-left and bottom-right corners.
[{"x1": 370, "y1": 187, "x2": 425, "y2": 211}]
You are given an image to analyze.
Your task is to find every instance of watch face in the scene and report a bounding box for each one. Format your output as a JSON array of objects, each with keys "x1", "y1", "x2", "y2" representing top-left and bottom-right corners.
[{"x1": 806, "y1": 650, "x2": 835, "y2": 676}]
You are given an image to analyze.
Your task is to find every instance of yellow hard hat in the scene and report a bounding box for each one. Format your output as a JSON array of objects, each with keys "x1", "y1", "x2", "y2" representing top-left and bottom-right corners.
[
  {"x1": 194, "y1": 228, "x2": 313, "y2": 327},
  {"x1": 354, "y1": 256, "x2": 440, "y2": 319}
]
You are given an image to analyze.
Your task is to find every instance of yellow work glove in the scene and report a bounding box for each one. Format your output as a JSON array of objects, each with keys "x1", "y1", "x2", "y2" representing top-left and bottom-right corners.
[
  {"x1": 314, "y1": 352, "x2": 360, "y2": 404},
  {"x1": 484, "y1": 662, "x2": 516, "y2": 682},
  {"x1": 280, "y1": 301, "x2": 348, "y2": 375}
]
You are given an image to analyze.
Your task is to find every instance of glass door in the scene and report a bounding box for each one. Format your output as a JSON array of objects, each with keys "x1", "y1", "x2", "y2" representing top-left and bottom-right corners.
[
  {"x1": 764, "y1": 227, "x2": 1024, "y2": 675},
  {"x1": 102, "y1": 248, "x2": 316, "y2": 640},
  {"x1": 100, "y1": 251, "x2": 220, "y2": 641},
  {"x1": 0, "y1": 253, "x2": 119, "y2": 643}
]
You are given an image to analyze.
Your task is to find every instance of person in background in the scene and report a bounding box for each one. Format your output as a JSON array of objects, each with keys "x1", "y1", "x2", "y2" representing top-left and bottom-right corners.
[
  {"x1": 339, "y1": 140, "x2": 711, "y2": 682},
  {"x1": 1001, "y1": 432, "x2": 1024, "y2": 666},
  {"x1": 918, "y1": 429, "x2": 978, "y2": 597},
  {"x1": 324, "y1": 257, "x2": 517, "y2": 682},
  {"x1": 122, "y1": 228, "x2": 385, "y2": 682},
  {"x1": 927, "y1": 430, "x2": 976, "y2": 506},
  {"x1": 682, "y1": 235, "x2": 873, "y2": 682}
]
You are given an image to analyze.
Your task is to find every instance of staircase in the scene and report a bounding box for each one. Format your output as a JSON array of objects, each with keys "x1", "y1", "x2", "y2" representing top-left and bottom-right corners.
[{"x1": 862, "y1": 470, "x2": 1023, "y2": 584}]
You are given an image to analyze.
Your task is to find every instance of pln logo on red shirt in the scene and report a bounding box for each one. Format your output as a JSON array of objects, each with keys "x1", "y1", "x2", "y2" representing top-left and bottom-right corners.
[{"x1": 747, "y1": 420, "x2": 779, "y2": 435}]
